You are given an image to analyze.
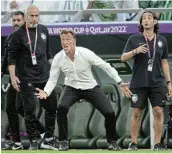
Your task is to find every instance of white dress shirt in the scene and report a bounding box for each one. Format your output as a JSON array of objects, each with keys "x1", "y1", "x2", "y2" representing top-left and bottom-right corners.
[{"x1": 44, "y1": 46, "x2": 122, "y2": 96}]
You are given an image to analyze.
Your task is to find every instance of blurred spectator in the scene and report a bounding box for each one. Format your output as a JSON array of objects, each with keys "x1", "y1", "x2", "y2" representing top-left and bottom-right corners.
[
  {"x1": 91, "y1": 0, "x2": 117, "y2": 21},
  {"x1": 2, "y1": 0, "x2": 171, "y2": 23},
  {"x1": 2, "y1": 0, "x2": 91, "y2": 23},
  {"x1": 139, "y1": 0, "x2": 166, "y2": 19},
  {"x1": 33, "y1": 1, "x2": 61, "y2": 23},
  {"x1": 1, "y1": 0, "x2": 32, "y2": 23},
  {"x1": 160, "y1": 0, "x2": 172, "y2": 20},
  {"x1": 1, "y1": 0, "x2": 18, "y2": 13},
  {"x1": 88, "y1": 0, "x2": 139, "y2": 21},
  {"x1": 57, "y1": 0, "x2": 90, "y2": 22},
  {"x1": 139, "y1": 0, "x2": 165, "y2": 8},
  {"x1": 8, "y1": 0, "x2": 32, "y2": 12},
  {"x1": 113, "y1": 0, "x2": 139, "y2": 21},
  {"x1": 1, "y1": 0, "x2": 8, "y2": 16}
]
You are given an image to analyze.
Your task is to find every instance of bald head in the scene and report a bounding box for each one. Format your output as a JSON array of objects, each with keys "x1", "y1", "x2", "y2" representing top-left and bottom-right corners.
[
  {"x1": 25, "y1": 5, "x2": 39, "y2": 28},
  {"x1": 25, "y1": 5, "x2": 39, "y2": 15}
]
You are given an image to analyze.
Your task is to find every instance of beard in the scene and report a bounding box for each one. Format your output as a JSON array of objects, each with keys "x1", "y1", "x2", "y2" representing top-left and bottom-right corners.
[
  {"x1": 13, "y1": 25, "x2": 19, "y2": 30},
  {"x1": 29, "y1": 23, "x2": 38, "y2": 28}
]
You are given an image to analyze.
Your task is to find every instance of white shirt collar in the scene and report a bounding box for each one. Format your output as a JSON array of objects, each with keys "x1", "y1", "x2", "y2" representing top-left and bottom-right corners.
[{"x1": 62, "y1": 46, "x2": 78, "y2": 58}]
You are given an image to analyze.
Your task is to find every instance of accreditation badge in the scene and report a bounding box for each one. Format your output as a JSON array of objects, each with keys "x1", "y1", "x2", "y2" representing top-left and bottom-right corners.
[
  {"x1": 31, "y1": 52, "x2": 37, "y2": 65},
  {"x1": 147, "y1": 58, "x2": 153, "y2": 72}
]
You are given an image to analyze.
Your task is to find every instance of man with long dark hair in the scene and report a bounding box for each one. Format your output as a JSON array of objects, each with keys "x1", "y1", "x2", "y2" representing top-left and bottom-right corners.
[{"x1": 121, "y1": 11, "x2": 172, "y2": 150}]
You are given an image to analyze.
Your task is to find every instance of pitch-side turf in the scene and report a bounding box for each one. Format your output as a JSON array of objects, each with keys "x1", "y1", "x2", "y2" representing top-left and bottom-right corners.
[{"x1": 1, "y1": 149, "x2": 172, "y2": 154}]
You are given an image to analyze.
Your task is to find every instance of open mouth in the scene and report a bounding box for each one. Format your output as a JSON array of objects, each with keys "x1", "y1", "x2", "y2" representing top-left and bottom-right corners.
[{"x1": 64, "y1": 46, "x2": 69, "y2": 50}]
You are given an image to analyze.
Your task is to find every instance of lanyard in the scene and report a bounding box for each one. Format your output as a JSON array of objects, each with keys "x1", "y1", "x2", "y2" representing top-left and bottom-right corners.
[
  {"x1": 144, "y1": 34, "x2": 156, "y2": 60},
  {"x1": 26, "y1": 26, "x2": 37, "y2": 53}
]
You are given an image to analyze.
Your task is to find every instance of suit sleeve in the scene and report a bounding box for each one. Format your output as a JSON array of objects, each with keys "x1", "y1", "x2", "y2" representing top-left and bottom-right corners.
[
  {"x1": 1, "y1": 36, "x2": 11, "y2": 73},
  {"x1": 45, "y1": 27, "x2": 53, "y2": 60},
  {"x1": 123, "y1": 35, "x2": 135, "y2": 53},
  {"x1": 8, "y1": 31, "x2": 21, "y2": 66}
]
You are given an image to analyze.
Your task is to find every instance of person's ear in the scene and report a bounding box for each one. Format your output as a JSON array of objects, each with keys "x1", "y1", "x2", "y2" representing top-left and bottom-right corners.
[{"x1": 154, "y1": 19, "x2": 158, "y2": 25}]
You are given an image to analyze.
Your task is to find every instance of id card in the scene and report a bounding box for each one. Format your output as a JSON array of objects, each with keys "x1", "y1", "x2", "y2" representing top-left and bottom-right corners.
[
  {"x1": 148, "y1": 64, "x2": 153, "y2": 72},
  {"x1": 147, "y1": 59, "x2": 153, "y2": 72},
  {"x1": 31, "y1": 53, "x2": 37, "y2": 65}
]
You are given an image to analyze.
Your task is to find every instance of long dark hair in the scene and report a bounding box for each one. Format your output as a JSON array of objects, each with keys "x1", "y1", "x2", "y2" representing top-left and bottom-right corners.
[{"x1": 138, "y1": 11, "x2": 159, "y2": 33}]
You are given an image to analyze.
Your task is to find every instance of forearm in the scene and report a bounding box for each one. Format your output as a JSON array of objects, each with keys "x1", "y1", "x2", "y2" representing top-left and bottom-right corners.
[
  {"x1": 44, "y1": 65, "x2": 60, "y2": 96},
  {"x1": 99, "y1": 62, "x2": 122, "y2": 83},
  {"x1": 162, "y1": 60, "x2": 171, "y2": 82},
  {"x1": 89, "y1": 51, "x2": 122, "y2": 83},
  {"x1": 162, "y1": 65, "x2": 171, "y2": 82},
  {"x1": 105, "y1": 66, "x2": 122, "y2": 83},
  {"x1": 44, "y1": 79, "x2": 58, "y2": 96},
  {"x1": 44, "y1": 58, "x2": 60, "y2": 96},
  {"x1": 1, "y1": 55, "x2": 8, "y2": 73},
  {"x1": 8, "y1": 65, "x2": 16, "y2": 78},
  {"x1": 2, "y1": 37, "x2": 10, "y2": 73},
  {"x1": 121, "y1": 49, "x2": 136, "y2": 62}
]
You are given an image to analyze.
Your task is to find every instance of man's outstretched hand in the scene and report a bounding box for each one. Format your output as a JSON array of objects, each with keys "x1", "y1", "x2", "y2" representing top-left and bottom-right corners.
[
  {"x1": 119, "y1": 82, "x2": 132, "y2": 98},
  {"x1": 35, "y1": 88, "x2": 48, "y2": 99}
]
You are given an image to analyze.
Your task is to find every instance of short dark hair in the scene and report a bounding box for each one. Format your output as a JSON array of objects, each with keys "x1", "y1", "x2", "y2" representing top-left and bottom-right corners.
[
  {"x1": 139, "y1": 11, "x2": 159, "y2": 33},
  {"x1": 60, "y1": 29, "x2": 76, "y2": 39},
  {"x1": 12, "y1": 11, "x2": 24, "y2": 18}
]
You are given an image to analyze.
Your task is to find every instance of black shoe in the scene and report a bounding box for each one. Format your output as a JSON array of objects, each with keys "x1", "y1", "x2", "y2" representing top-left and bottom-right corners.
[
  {"x1": 58, "y1": 141, "x2": 69, "y2": 151},
  {"x1": 29, "y1": 140, "x2": 39, "y2": 150},
  {"x1": 40, "y1": 138, "x2": 59, "y2": 150},
  {"x1": 128, "y1": 142, "x2": 138, "y2": 150},
  {"x1": 153, "y1": 143, "x2": 165, "y2": 151},
  {"x1": 107, "y1": 141, "x2": 121, "y2": 151},
  {"x1": 2, "y1": 142, "x2": 23, "y2": 150}
]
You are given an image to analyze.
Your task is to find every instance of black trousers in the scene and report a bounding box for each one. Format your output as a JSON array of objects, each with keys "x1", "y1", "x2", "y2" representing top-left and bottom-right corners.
[
  {"x1": 6, "y1": 84, "x2": 45, "y2": 142},
  {"x1": 57, "y1": 85, "x2": 117, "y2": 143},
  {"x1": 20, "y1": 82, "x2": 57, "y2": 140}
]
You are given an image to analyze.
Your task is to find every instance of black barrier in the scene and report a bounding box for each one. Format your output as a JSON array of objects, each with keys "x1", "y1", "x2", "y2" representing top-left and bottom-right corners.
[{"x1": 1, "y1": 34, "x2": 172, "y2": 57}]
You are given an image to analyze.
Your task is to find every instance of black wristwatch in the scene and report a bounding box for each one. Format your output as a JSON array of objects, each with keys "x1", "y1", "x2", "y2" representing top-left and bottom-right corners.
[
  {"x1": 166, "y1": 81, "x2": 172, "y2": 85},
  {"x1": 118, "y1": 81, "x2": 123, "y2": 85}
]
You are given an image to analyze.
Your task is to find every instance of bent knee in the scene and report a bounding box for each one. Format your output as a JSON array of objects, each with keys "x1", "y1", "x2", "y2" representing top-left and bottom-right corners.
[
  {"x1": 132, "y1": 108, "x2": 142, "y2": 120},
  {"x1": 153, "y1": 106, "x2": 163, "y2": 119},
  {"x1": 57, "y1": 104, "x2": 69, "y2": 115}
]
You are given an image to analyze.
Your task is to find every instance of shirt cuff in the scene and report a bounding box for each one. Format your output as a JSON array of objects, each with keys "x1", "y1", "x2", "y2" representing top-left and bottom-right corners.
[
  {"x1": 115, "y1": 76, "x2": 122, "y2": 84},
  {"x1": 44, "y1": 88, "x2": 51, "y2": 97}
]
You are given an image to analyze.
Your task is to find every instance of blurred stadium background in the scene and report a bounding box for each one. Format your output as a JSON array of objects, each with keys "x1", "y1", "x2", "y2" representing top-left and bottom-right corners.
[{"x1": 1, "y1": 0, "x2": 172, "y2": 152}]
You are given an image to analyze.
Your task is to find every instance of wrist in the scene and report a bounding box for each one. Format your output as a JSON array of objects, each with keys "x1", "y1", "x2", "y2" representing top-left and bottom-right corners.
[
  {"x1": 10, "y1": 74, "x2": 16, "y2": 78},
  {"x1": 132, "y1": 49, "x2": 137, "y2": 56},
  {"x1": 44, "y1": 91, "x2": 49, "y2": 97},
  {"x1": 118, "y1": 80, "x2": 123, "y2": 85}
]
